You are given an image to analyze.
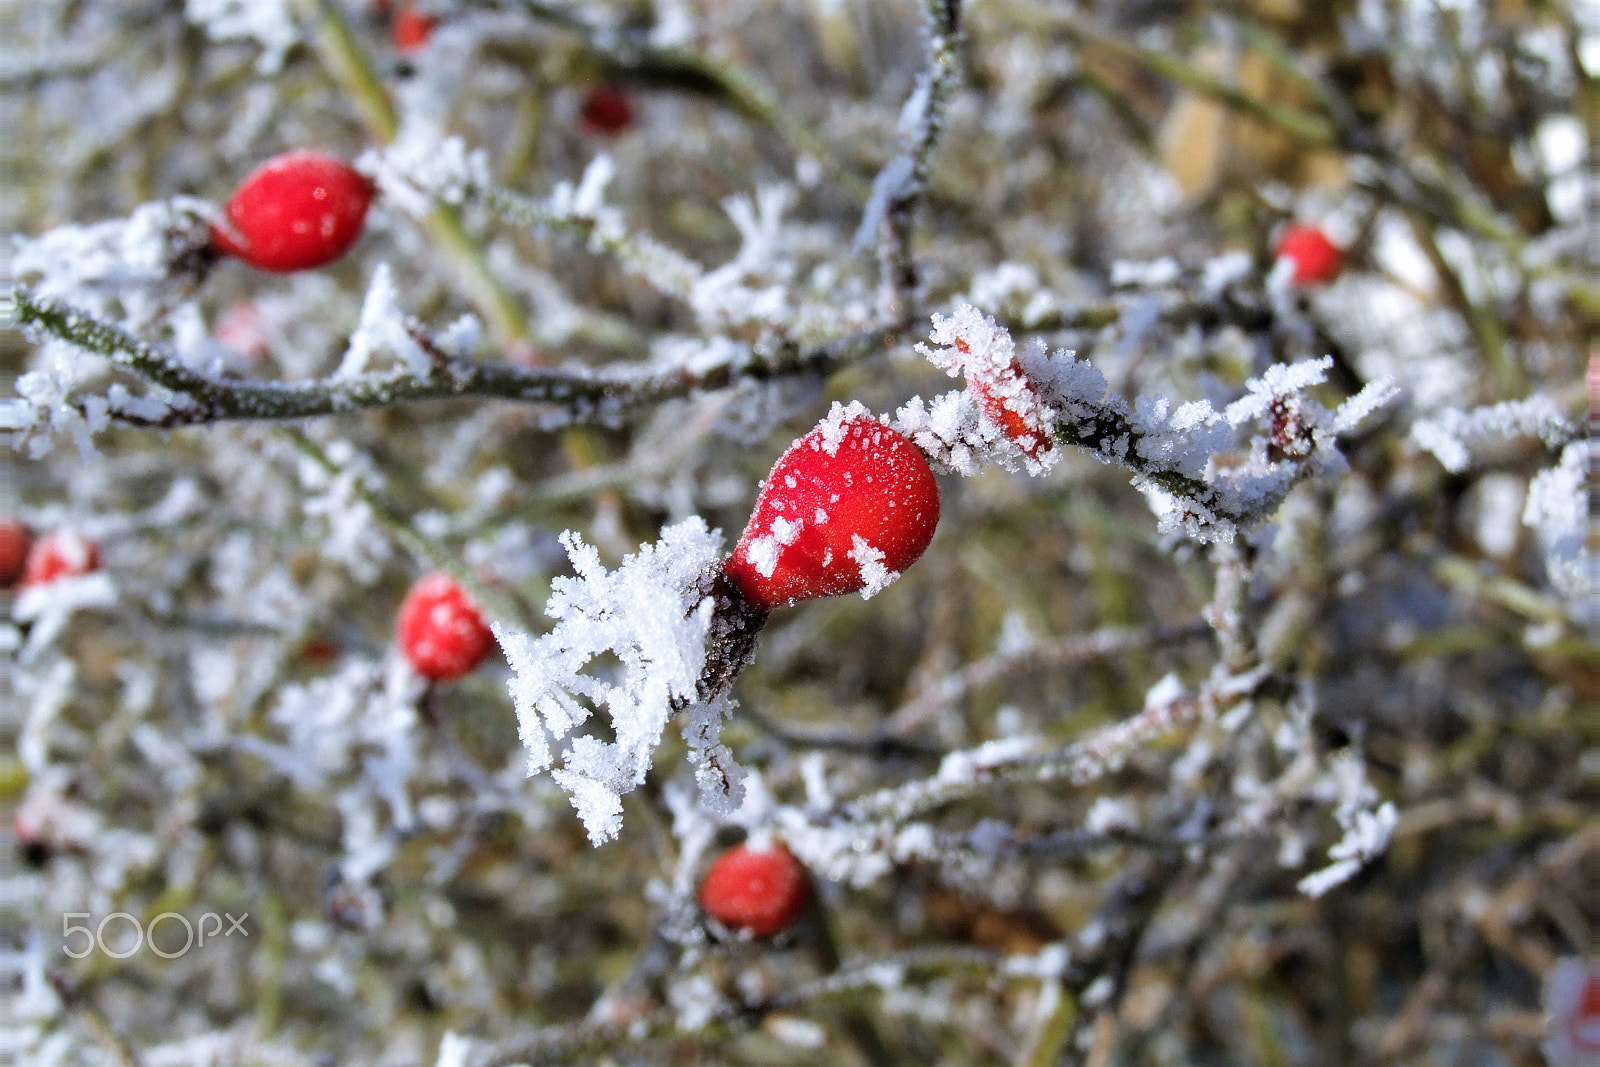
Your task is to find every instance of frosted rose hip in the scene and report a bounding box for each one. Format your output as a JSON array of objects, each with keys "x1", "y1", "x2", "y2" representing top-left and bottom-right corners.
[
  {"x1": 0, "y1": 520, "x2": 31, "y2": 587},
  {"x1": 723, "y1": 406, "x2": 941, "y2": 611},
  {"x1": 398, "y1": 573, "x2": 494, "y2": 681},
  {"x1": 23, "y1": 529, "x2": 100, "y2": 587},
  {"x1": 212, "y1": 152, "x2": 374, "y2": 273},
  {"x1": 1275, "y1": 224, "x2": 1343, "y2": 286},
  {"x1": 699, "y1": 843, "x2": 808, "y2": 936}
]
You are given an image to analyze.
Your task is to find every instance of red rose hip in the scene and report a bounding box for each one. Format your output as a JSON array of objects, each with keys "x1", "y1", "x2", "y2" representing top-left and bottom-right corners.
[
  {"x1": 723, "y1": 404, "x2": 941, "y2": 612},
  {"x1": 699, "y1": 842, "x2": 808, "y2": 936},
  {"x1": 392, "y1": 6, "x2": 436, "y2": 53},
  {"x1": 212, "y1": 152, "x2": 374, "y2": 273},
  {"x1": 1, "y1": 520, "x2": 31, "y2": 587},
  {"x1": 398, "y1": 573, "x2": 494, "y2": 681},
  {"x1": 23, "y1": 529, "x2": 99, "y2": 587},
  {"x1": 1275, "y1": 223, "x2": 1343, "y2": 286},
  {"x1": 579, "y1": 86, "x2": 634, "y2": 137}
]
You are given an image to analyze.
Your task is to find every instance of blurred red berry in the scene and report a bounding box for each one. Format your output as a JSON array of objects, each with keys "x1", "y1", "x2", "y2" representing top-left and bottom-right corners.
[
  {"x1": 398, "y1": 573, "x2": 494, "y2": 681},
  {"x1": 699, "y1": 842, "x2": 808, "y2": 936},
  {"x1": 0, "y1": 520, "x2": 31, "y2": 587},
  {"x1": 215, "y1": 301, "x2": 272, "y2": 362},
  {"x1": 23, "y1": 529, "x2": 100, "y2": 587},
  {"x1": 212, "y1": 152, "x2": 374, "y2": 273},
  {"x1": 724, "y1": 407, "x2": 940, "y2": 612},
  {"x1": 580, "y1": 86, "x2": 635, "y2": 136},
  {"x1": 392, "y1": 7, "x2": 436, "y2": 54},
  {"x1": 1276, "y1": 223, "x2": 1344, "y2": 286}
]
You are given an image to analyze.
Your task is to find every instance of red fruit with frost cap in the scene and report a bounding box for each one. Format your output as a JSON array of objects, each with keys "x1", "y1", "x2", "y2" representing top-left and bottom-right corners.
[
  {"x1": 723, "y1": 405, "x2": 940, "y2": 612},
  {"x1": 1275, "y1": 223, "x2": 1343, "y2": 286},
  {"x1": 398, "y1": 573, "x2": 494, "y2": 680},
  {"x1": 699, "y1": 842, "x2": 808, "y2": 936},
  {"x1": 213, "y1": 152, "x2": 373, "y2": 273},
  {"x1": 23, "y1": 529, "x2": 99, "y2": 587}
]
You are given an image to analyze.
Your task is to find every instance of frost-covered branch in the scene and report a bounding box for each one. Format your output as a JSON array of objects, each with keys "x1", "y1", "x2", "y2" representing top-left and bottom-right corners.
[
  {"x1": 898, "y1": 305, "x2": 1400, "y2": 541},
  {"x1": 861, "y1": 0, "x2": 964, "y2": 317},
  {"x1": 9, "y1": 287, "x2": 889, "y2": 430}
]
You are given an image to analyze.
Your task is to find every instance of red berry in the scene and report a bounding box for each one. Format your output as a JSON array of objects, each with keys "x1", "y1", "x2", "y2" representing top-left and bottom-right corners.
[
  {"x1": 723, "y1": 406, "x2": 941, "y2": 612},
  {"x1": 212, "y1": 152, "x2": 374, "y2": 273},
  {"x1": 0, "y1": 520, "x2": 31, "y2": 587},
  {"x1": 397, "y1": 573, "x2": 494, "y2": 680},
  {"x1": 1275, "y1": 223, "x2": 1343, "y2": 286},
  {"x1": 215, "y1": 301, "x2": 272, "y2": 362},
  {"x1": 23, "y1": 529, "x2": 100, "y2": 588},
  {"x1": 699, "y1": 842, "x2": 808, "y2": 936},
  {"x1": 392, "y1": 7, "x2": 436, "y2": 53},
  {"x1": 580, "y1": 86, "x2": 635, "y2": 137}
]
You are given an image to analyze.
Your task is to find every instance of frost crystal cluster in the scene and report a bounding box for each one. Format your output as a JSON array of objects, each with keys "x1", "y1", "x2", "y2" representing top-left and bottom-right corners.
[{"x1": 495, "y1": 518, "x2": 731, "y2": 844}]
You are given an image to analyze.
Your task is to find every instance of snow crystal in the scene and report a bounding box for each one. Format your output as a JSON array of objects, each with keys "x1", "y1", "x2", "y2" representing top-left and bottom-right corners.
[
  {"x1": 814, "y1": 399, "x2": 875, "y2": 456},
  {"x1": 967, "y1": 262, "x2": 1060, "y2": 327},
  {"x1": 13, "y1": 198, "x2": 218, "y2": 325},
  {"x1": 1410, "y1": 396, "x2": 1575, "y2": 473},
  {"x1": 1297, "y1": 751, "x2": 1398, "y2": 897},
  {"x1": 13, "y1": 571, "x2": 118, "y2": 660},
  {"x1": 1522, "y1": 441, "x2": 1586, "y2": 603},
  {"x1": 337, "y1": 264, "x2": 429, "y2": 379},
  {"x1": 916, "y1": 304, "x2": 1068, "y2": 473},
  {"x1": 892, "y1": 390, "x2": 996, "y2": 476},
  {"x1": 493, "y1": 518, "x2": 728, "y2": 844},
  {"x1": 185, "y1": 0, "x2": 297, "y2": 73},
  {"x1": 848, "y1": 534, "x2": 898, "y2": 599},
  {"x1": 360, "y1": 130, "x2": 492, "y2": 220}
]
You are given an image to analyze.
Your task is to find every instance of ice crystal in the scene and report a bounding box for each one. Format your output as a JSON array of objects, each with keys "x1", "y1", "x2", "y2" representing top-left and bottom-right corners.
[
  {"x1": 494, "y1": 518, "x2": 729, "y2": 844},
  {"x1": 184, "y1": 0, "x2": 297, "y2": 73}
]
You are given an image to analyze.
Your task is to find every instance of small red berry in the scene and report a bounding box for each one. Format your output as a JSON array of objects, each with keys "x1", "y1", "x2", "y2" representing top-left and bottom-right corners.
[
  {"x1": 699, "y1": 842, "x2": 808, "y2": 936},
  {"x1": 392, "y1": 7, "x2": 436, "y2": 53},
  {"x1": 0, "y1": 520, "x2": 31, "y2": 587},
  {"x1": 215, "y1": 301, "x2": 272, "y2": 362},
  {"x1": 723, "y1": 405, "x2": 941, "y2": 612},
  {"x1": 397, "y1": 573, "x2": 494, "y2": 681},
  {"x1": 580, "y1": 86, "x2": 635, "y2": 137},
  {"x1": 212, "y1": 152, "x2": 374, "y2": 273},
  {"x1": 1275, "y1": 223, "x2": 1343, "y2": 286},
  {"x1": 23, "y1": 529, "x2": 100, "y2": 588}
]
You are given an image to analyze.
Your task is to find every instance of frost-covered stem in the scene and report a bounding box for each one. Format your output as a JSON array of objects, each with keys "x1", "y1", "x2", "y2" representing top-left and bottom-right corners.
[
  {"x1": 807, "y1": 906, "x2": 904, "y2": 1067},
  {"x1": 1206, "y1": 544, "x2": 1255, "y2": 675},
  {"x1": 846, "y1": 669, "x2": 1268, "y2": 824},
  {"x1": 876, "y1": 0, "x2": 963, "y2": 318},
  {"x1": 470, "y1": 946, "x2": 1004, "y2": 1066},
  {"x1": 885, "y1": 620, "x2": 1210, "y2": 736},
  {"x1": 1405, "y1": 213, "x2": 1524, "y2": 396},
  {"x1": 283, "y1": 428, "x2": 523, "y2": 627},
  {"x1": 477, "y1": 184, "x2": 706, "y2": 302},
  {"x1": 292, "y1": 0, "x2": 532, "y2": 349},
  {"x1": 15, "y1": 288, "x2": 888, "y2": 425}
]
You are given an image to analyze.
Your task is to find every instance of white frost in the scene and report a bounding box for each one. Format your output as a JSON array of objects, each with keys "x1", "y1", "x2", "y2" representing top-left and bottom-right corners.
[{"x1": 493, "y1": 518, "x2": 728, "y2": 844}]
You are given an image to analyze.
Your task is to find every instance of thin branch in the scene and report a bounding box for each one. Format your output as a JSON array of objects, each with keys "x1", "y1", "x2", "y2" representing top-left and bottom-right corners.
[
  {"x1": 885, "y1": 620, "x2": 1211, "y2": 735},
  {"x1": 870, "y1": 0, "x2": 965, "y2": 317},
  {"x1": 13, "y1": 286, "x2": 892, "y2": 427}
]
